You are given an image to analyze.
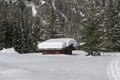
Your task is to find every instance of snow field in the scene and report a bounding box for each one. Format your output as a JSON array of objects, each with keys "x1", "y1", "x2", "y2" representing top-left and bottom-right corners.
[
  {"x1": 0, "y1": 48, "x2": 120, "y2": 80},
  {"x1": 0, "y1": 53, "x2": 111, "y2": 80},
  {"x1": 107, "y1": 57, "x2": 120, "y2": 80}
]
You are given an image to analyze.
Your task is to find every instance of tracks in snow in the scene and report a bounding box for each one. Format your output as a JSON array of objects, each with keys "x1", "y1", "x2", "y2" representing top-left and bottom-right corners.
[{"x1": 107, "y1": 57, "x2": 120, "y2": 80}]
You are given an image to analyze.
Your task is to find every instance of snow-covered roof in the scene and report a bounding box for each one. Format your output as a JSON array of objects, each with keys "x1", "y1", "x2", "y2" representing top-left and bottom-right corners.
[{"x1": 38, "y1": 38, "x2": 77, "y2": 50}]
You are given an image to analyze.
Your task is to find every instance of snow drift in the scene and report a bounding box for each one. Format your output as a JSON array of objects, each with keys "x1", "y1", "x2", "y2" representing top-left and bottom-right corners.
[{"x1": 0, "y1": 48, "x2": 18, "y2": 54}]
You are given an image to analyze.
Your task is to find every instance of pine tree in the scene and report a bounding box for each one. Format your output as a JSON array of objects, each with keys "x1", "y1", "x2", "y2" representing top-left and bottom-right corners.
[
  {"x1": 103, "y1": 0, "x2": 120, "y2": 52},
  {"x1": 80, "y1": 0, "x2": 105, "y2": 56},
  {"x1": 0, "y1": 20, "x2": 5, "y2": 49},
  {"x1": 111, "y1": 0, "x2": 120, "y2": 51}
]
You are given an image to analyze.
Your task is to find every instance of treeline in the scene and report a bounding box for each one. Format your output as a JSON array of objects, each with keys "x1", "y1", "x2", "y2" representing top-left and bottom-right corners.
[{"x1": 0, "y1": 0, "x2": 120, "y2": 55}]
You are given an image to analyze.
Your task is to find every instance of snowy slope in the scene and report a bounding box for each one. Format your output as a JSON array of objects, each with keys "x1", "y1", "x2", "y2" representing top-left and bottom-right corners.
[{"x1": 0, "y1": 50, "x2": 120, "y2": 80}]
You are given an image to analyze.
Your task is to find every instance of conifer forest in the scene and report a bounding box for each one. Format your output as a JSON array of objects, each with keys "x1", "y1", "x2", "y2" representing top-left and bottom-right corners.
[{"x1": 0, "y1": 0, "x2": 120, "y2": 55}]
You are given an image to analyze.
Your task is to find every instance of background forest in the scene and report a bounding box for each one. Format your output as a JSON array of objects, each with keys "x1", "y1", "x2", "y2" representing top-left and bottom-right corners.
[{"x1": 0, "y1": 0, "x2": 120, "y2": 55}]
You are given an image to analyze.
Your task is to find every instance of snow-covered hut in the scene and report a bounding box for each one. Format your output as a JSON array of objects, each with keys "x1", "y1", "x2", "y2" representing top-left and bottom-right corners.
[{"x1": 37, "y1": 38, "x2": 77, "y2": 55}]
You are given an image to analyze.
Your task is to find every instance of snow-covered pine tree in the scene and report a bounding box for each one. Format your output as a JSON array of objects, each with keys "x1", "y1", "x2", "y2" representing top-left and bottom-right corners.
[
  {"x1": 80, "y1": 0, "x2": 105, "y2": 56},
  {"x1": 110, "y1": 0, "x2": 120, "y2": 51},
  {"x1": 0, "y1": 20, "x2": 5, "y2": 49},
  {"x1": 103, "y1": 0, "x2": 120, "y2": 52}
]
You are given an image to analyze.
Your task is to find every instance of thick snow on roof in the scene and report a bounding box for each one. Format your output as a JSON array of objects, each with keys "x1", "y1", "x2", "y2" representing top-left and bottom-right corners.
[{"x1": 38, "y1": 38, "x2": 77, "y2": 49}]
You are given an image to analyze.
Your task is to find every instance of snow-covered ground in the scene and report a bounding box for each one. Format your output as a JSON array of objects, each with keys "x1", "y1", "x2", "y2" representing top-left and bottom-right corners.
[{"x1": 0, "y1": 48, "x2": 120, "y2": 80}]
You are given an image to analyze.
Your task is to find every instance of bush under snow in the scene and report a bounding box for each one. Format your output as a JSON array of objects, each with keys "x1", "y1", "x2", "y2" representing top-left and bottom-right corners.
[{"x1": 0, "y1": 48, "x2": 19, "y2": 54}]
